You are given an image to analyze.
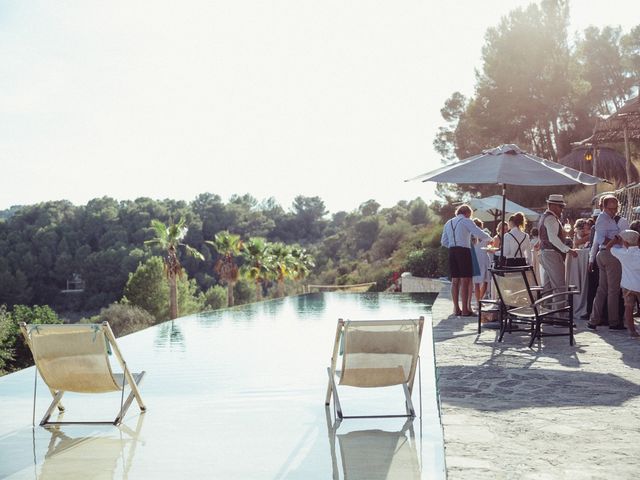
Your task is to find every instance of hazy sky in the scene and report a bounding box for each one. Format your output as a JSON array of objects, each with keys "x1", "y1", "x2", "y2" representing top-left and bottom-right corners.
[{"x1": 1, "y1": 1, "x2": 638, "y2": 214}]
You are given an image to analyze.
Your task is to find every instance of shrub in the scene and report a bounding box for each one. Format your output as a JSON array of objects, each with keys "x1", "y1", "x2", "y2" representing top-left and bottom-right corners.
[
  {"x1": 0, "y1": 304, "x2": 62, "y2": 374},
  {"x1": 204, "y1": 285, "x2": 227, "y2": 310},
  {"x1": 233, "y1": 279, "x2": 256, "y2": 305},
  {"x1": 404, "y1": 247, "x2": 448, "y2": 278},
  {"x1": 82, "y1": 303, "x2": 156, "y2": 337}
]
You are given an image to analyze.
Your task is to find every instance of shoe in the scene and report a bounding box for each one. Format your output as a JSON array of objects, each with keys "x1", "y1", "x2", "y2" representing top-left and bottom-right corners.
[
  {"x1": 609, "y1": 324, "x2": 626, "y2": 330},
  {"x1": 586, "y1": 322, "x2": 597, "y2": 330}
]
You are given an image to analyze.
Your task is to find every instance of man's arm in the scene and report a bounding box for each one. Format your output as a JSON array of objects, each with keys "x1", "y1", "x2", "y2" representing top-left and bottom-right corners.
[{"x1": 441, "y1": 221, "x2": 450, "y2": 248}]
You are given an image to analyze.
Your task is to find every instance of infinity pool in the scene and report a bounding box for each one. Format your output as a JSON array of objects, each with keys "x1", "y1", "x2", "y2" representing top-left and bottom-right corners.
[{"x1": 0, "y1": 292, "x2": 444, "y2": 479}]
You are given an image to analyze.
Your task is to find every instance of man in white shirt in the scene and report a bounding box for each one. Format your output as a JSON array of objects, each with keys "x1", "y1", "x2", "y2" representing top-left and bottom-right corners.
[
  {"x1": 537, "y1": 194, "x2": 578, "y2": 294},
  {"x1": 607, "y1": 229, "x2": 640, "y2": 337},
  {"x1": 441, "y1": 204, "x2": 492, "y2": 316}
]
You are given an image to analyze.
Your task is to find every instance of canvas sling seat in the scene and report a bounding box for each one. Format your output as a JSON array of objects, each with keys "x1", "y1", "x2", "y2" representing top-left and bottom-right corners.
[
  {"x1": 20, "y1": 321, "x2": 146, "y2": 426},
  {"x1": 325, "y1": 317, "x2": 424, "y2": 419}
]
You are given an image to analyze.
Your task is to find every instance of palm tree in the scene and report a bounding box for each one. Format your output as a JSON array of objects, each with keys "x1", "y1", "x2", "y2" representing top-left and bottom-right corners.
[
  {"x1": 240, "y1": 237, "x2": 271, "y2": 302},
  {"x1": 289, "y1": 245, "x2": 315, "y2": 292},
  {"x1": 145, "y1": 218, "x2": 204, "y2": 320},
  {"x1": 207, "y1": 231, "x2": 242, "y2": 307},
  {"x1": 267, "y1": 242, "x2": 294, "y2": 298}
]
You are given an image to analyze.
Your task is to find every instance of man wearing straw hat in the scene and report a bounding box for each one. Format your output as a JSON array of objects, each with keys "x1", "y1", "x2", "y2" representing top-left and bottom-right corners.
[{"x1": 538, "y1": 194, "x2": 577, "y2": 294}]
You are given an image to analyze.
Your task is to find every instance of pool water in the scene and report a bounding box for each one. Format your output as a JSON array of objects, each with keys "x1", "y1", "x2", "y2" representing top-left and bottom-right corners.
[{"x1": 0, "y1": 292, "x2": 445, "y2": 479}]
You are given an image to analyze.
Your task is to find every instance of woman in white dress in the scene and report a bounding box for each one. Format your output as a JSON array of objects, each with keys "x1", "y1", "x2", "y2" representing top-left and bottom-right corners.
[{"x1": 502, "y1": 212, "x2": 531, "y2": 267}]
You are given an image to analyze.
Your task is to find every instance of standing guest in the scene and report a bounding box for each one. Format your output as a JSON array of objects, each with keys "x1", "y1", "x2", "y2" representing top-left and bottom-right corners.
[
  {"x1": 502, "y1": 212, "x2": 531, "y2": 267},
  {"x1": 472, "y1": 220, "x2": 492, "y2": 306},
  {"x1": 586, "y1": 209, "x2": 601, "y2": 319},
  {"x1": 492, "y1": 221, "x2": 509, "y2": 267},
  {"x1": 573, "y1": 219, "x2": 590, "y2": 248},
  {"x1": 441, "y1": 205, "x2": 492, "y2": 316},
  {"x1": 587, "y1": 195, "x2": 629, "y2": 330},
  {"x1": 530, "y1": 227, "x2": 542, "y2": 280},
  {"x1": 605, "y1": 230, "x2": 640, "y2": 337},
  {"x1": 538, "y1": 194, "x2": 578, "y2": 294}
]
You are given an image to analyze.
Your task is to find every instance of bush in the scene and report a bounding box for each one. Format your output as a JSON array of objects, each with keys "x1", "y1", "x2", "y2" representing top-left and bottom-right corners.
[
  {"x1": 82, "y1": 303, "x2": 156, "y2": 337},
  {"x1": 233, "y1": 279, "x2": 256, "y2": 305},
  {"x1": 0, "y1": 307, "x2": 13, "y2": 375},
  {"x1": 0, "y1": 304, "x2": 62, "y2": 374},
  {"x1": 204, "y1": 285, "x2": 227, "y2": 310},
  {"x1": 404, "y1": 247, "x2": 448, "y2": 278}
]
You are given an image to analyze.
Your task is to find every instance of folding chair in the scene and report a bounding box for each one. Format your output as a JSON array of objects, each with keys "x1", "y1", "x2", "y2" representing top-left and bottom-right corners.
[
  {"x1": 490, "y1": 268, "x2": 577, "y2": 347},
  {"x1": 20, "y1": 321, "x2": 146, "y2": 426},
  {"x1": 478, "y1": 265, "x2": 542, "y2": 334},
  {"x1": 325, "y1": 317, "x2": 424, "y2": 419}
]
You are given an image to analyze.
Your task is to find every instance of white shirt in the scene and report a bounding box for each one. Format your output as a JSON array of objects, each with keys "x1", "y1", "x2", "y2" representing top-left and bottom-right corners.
[
  {"x1": 542, "y1": 211, "x2": 571, "y2": 254},
  {"x1": 610, "y1": 246, "x2": 640, "y2": 292},
  {"x1": 441, "y1": 214, "x2": 491, "y2": 248},
  {"x1": 502, "y1": 227, "x2": 531, "y2": 263}
]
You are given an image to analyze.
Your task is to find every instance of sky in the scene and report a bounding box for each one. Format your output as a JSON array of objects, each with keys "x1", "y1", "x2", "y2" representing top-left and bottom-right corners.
[{"x1": 1, "y1": 1, "x2": 638, "y2": 214}]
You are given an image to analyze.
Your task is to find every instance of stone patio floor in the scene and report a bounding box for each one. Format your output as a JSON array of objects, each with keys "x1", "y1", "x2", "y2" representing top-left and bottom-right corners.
[{"x1": 432, "y1": 286, "x2": 640, "y2": 479}]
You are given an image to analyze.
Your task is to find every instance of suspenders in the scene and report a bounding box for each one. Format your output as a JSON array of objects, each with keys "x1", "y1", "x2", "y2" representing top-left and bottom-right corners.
[
  {"x1": 507, "y1": 232, "x2": 525, "y2": 258},
  {"x1": 449, "y1": 218, "x2": 462, "y2": 247}
]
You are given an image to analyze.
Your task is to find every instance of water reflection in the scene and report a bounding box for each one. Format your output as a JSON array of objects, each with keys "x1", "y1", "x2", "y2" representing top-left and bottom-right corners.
[
  {"x1": 295, "y1": 293, "x2": 327, "y2": 318},
  {"x1": 325, "y1": 408, "x2": 421, "y2": 480},
  {"x1": 36, "y1": 415, "x2": 145, "y2": 479},
  {"x1": 153, "y1": 321, "x2": 185, "y2": 351}
]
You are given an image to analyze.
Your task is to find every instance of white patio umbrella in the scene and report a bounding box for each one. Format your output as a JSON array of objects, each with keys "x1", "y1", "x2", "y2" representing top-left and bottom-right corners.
[
  {"x1": 468, "y1": 195, "x2": 539, "y2": 224},
  {"x1": 406, "y1": 144, "x2": 605, "y2": 260}
]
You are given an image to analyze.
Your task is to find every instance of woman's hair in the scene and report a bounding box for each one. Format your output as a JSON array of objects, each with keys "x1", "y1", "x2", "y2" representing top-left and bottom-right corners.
[
  {"x1": 574, "y1": 218, "x2": 586, "y2": 229},
  {"x1": 508, "y1": 212, "x2": 526, "y2": 230},
  {"x1": 630, "y1": 220, "x2": 640, "y2": 234},
  {"x1": 495, "y1": 221, "x2": 508, "y2": 235},
  {"x1": 530, "y1": 227, "x2": 539, "y2": 237},
  {"x1": 473, "y1": 218, "x2": 483, "y2": 228},
  {"x1": 455, "y1": 204, "x2": 472, "y2": 216}
]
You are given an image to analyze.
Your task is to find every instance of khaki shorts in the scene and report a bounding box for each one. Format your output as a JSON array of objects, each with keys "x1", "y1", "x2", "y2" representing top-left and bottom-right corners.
[{"x1": 622, "y1": 288, "x2": 640, "y2": 307}]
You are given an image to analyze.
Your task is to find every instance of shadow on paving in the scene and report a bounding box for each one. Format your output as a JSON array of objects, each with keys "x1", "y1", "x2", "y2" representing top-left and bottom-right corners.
[{"x1": 437, "y1": 364, "x2": 640, "y2": 411}]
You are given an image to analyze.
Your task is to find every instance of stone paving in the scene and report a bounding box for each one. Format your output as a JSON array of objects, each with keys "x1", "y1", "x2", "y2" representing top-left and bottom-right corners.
[{"x1": 431, "y1": 286, "x2": 640, "y2": 479}]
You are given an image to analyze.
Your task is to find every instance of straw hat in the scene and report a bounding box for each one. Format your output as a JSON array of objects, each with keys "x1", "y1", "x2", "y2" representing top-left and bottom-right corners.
[{"x1": 546, "y1": 194, "x2": 566, "y2": 206}]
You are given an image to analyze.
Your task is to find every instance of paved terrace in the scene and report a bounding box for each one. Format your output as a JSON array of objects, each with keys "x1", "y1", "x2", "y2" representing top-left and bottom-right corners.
[{"x1": 432, "y1": 286, "x2": 640, "y2": 479}]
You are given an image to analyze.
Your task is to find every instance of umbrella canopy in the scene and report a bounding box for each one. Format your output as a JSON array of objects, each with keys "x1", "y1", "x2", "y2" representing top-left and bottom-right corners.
[
  {"x1": 407, "y1": 144, "x2": 605, "y2": 262},
  {"x1": 468, "y1": 195, "x2": 540, "y2": 223},
  {"x1": 407, "y1": 144, "x2": 604, "y2": 186}
]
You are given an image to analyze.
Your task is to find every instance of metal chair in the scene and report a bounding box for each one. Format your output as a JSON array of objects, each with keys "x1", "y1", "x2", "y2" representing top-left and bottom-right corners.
[{"x1": 490, "y1": 268, "x2": 577, "y2": 347}]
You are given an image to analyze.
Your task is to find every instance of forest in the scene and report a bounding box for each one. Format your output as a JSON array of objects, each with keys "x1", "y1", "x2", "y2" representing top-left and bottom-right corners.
[{"x1": 1, "y1": 0, "x2": 639, "y2": 375}]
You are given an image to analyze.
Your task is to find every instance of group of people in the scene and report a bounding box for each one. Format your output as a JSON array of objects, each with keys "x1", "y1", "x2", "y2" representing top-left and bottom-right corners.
[{"x1": 441, "y1": 193, "x2": 640, "y2": 338}]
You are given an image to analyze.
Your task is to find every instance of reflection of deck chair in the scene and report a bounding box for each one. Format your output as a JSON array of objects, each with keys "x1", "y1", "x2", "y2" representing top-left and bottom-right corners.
[
  {"x1": 325, "y1": 407, "x2": 420, "y2": 479},
  {"x1": 325, "y1": 317, "x2": 424, "y2": 419},
  {"x1": 20, "y1": 321, "x2": 146, "y2": 426}
]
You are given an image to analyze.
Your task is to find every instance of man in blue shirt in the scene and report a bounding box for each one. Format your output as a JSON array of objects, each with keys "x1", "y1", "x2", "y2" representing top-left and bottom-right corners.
[
  {"x1": 441, "y1": 204, "x2": 492, "y2": 316},
  {"x1": 587, "y1": 195, "x2": 629, "y2": 330}
]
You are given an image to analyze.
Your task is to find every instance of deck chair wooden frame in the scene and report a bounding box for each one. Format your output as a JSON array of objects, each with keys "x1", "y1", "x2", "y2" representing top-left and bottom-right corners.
[
  {"x1": 20, "y1": 321, "x2": 146, "y2": 426},
  {"x1": 490, "y1": 268, "x2": 577, "y2": 348},
  {"x1": 325, "y1": 317, "x2": 424, "y2": 419}
]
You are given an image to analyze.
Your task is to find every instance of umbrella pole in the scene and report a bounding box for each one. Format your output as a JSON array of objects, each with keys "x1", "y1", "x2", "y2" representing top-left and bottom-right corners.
[{"x1": 500, "y1": 184, "x2": 506, "y2": 265}]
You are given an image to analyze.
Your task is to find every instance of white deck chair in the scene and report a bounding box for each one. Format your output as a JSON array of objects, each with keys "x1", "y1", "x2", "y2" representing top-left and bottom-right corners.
[
  {"x1": 20, "y1": 321, "x2": 146, "y2": 426},
  {"x1": 325, "y1": 317, "x2": 424, "y2": 419}
]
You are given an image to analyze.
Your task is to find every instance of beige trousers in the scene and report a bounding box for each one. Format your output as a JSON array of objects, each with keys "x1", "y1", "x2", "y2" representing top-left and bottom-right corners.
[
  {"x1": 590, "y1": 249, "x2": 622, "y2": 327},
  {"x1": 540, "y1": 250, "x2": 566, "y2": 294}
]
